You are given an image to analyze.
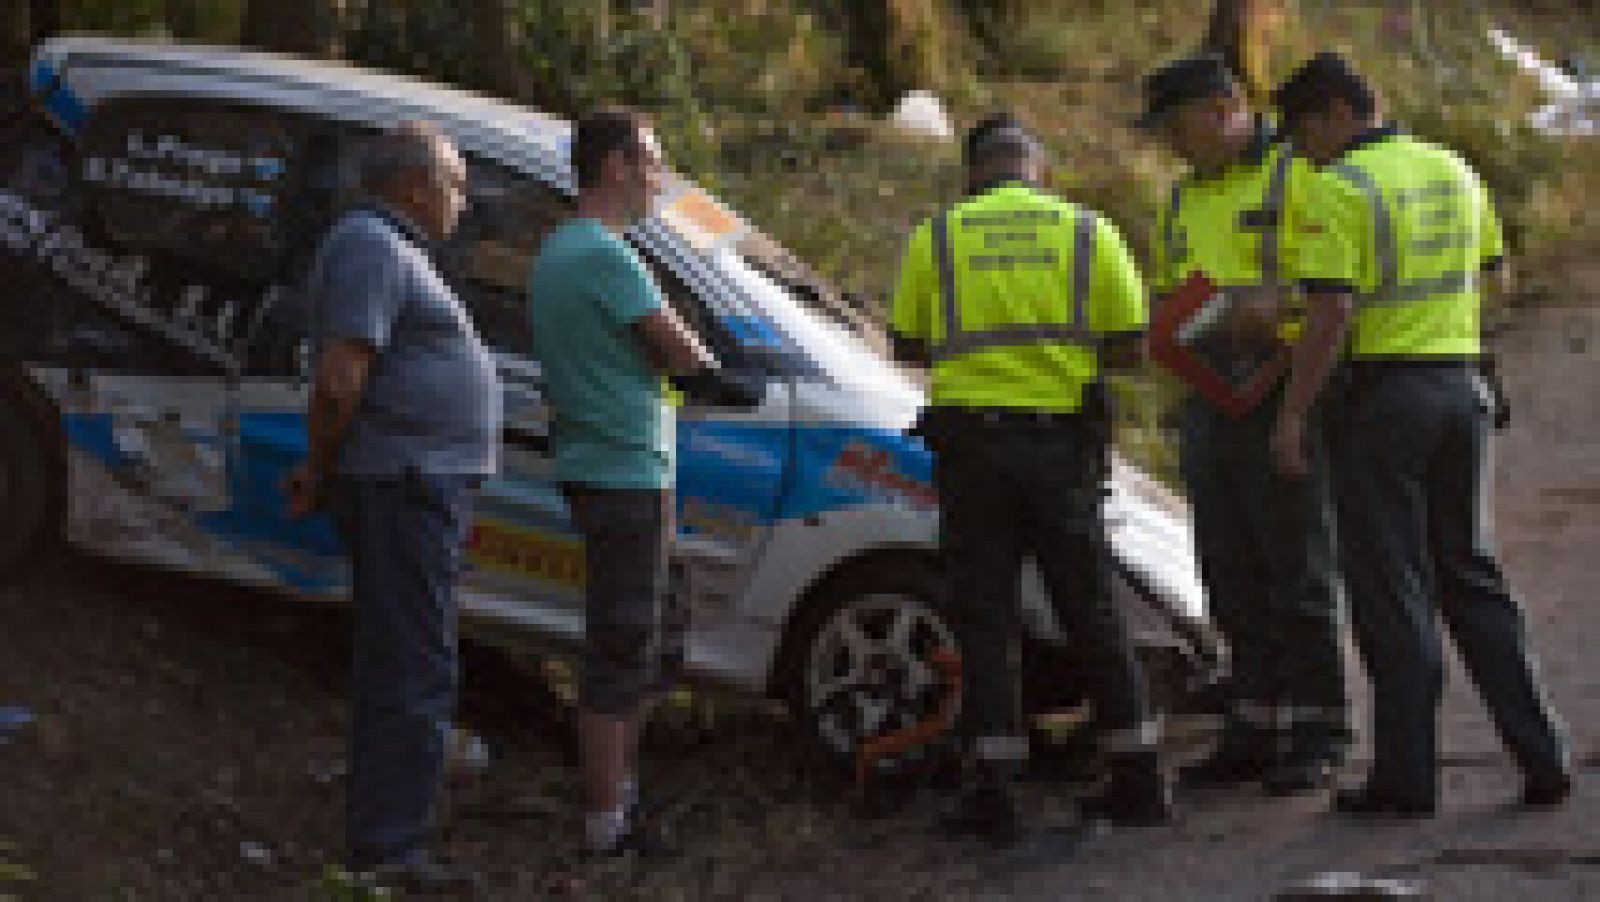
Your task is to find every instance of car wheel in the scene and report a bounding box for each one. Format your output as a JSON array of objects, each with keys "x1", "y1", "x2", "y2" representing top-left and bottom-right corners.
[
  {"x1": 0, "y1": 381, "x2": 63, "y2": 581},
  {"x1": 783, "y1": 559, "x2": 968, "y2": 776}
]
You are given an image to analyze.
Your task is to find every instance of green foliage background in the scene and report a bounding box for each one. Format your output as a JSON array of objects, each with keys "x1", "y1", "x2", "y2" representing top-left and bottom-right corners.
[
  {"x1": 11, "y1": 0, "x2": 1598, "y2": 476},
  {"x1": 21, "y1": 1, "x2": 1595, "y2": 299}
]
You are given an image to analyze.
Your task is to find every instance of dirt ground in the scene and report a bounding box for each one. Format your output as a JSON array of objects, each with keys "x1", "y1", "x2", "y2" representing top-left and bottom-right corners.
[{"x1": 5, "y1": 255, "x2": 1600, "y2": 900}]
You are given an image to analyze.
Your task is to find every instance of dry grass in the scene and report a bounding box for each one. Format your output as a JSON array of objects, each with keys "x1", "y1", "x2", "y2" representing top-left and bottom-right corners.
[{"x1": 690, "y1": 1, "x2": 1593, "y2": 480}]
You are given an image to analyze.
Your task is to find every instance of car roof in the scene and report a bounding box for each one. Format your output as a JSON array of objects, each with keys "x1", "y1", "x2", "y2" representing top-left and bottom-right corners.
[
  {"x1": 30, "y1": 36, "x2": 574, "y2": 188},
  {"x1": 27, "y1": 38, "x2": 883, "y2": 352}
]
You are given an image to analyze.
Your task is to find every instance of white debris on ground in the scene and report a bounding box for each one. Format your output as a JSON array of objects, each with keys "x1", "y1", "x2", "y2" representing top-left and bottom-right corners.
[
  {"x1": 886, "y1": 90, "x2": 954, "y2": 141},
  {"x1": 1274, "y1": 871, "x2": 1426, "y2": 900},
  {"x1": 1488, "y1": 27, "x2": 1598, "y2": 137},
  {"x1": 447, "y1": 726, "x2": 492, "y2": 776},
  {"x1": 237, "y1": 841, "x2": 274, "y2": 868}
]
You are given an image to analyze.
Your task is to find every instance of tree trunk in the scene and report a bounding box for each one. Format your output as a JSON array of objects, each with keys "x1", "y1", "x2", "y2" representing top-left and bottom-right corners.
[
  {"x1": 2, "y1": 0, "x2": 31, "y2": 71},
  {"x1": 835, "y1": 0, "x2": 949, "y2": 112},
  {"x1": 467, "y1": 0, "x2": 524, "y2": 99},
  {"x1": 28, "y1": 0, "x2": 59, "y2": 46},
  {"x1": 240, "y1": 0, "x2": 338, "y2": 57},
  {"x1": 953, "y1": 0, "x2": 1026, "y2": 57},
  {"x1": 164, "y1": 0, "x2": 206, "y2": 41},
  {"x1": 1202, "y1": 0, "x2": 1289, "y2": 104}
]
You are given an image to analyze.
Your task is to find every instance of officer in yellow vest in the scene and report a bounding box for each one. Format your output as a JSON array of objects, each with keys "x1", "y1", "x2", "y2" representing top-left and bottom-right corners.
[
  {"x1": 891, "y1": 114, "x2": 1172, "y2": 844},
  {"x1": 1271, "y1": 53, "x2": 1571, "y2": 815},
  {"x1": 1135, "y1": 54, "x2": 1350, "y2": 796}
]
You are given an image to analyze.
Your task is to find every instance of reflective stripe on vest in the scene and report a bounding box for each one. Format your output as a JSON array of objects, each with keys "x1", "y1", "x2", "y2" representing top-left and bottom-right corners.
[
  {"x1": 1162, "y1": 181, "x2": 1184, "y2": 280},
  {"x1": 1257, "y1": 148, "x2": 1292, "y2": 293},
  {"x1": 927, "y1": 207, "x2": 1096, "y2": 362},
  {"x1": 1328, "y1": 162, "x2": 1477, "y2": 308}
]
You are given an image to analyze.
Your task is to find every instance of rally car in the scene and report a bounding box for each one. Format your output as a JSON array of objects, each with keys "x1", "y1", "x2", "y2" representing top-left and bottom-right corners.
[{"x1": 0, "y1": 37, "x2": 1217, "y2": 767}]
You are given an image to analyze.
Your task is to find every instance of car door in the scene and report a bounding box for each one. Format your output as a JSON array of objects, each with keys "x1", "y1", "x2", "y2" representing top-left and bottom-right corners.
[
  {"x1": 32, "y1": 94, "x2": 318, "y2": 572},
  {"x1": 435, "y1": 155, "x2": 586, "y2": 626},
  {"x1": 442, "y1": 157, "x2": 792, "y2": 655},
  {"x1": 212, "y1": 119, "x2": 352, "y2": 592}
]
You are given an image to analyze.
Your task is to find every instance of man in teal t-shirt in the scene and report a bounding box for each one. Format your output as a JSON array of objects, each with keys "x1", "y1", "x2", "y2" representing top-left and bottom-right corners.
[
  {"x1": 526, "y1": 108, "x2": 760, "y2": 856},
  {"x1": 529, "y1": 214, "x2": 674, "y2": 489}
]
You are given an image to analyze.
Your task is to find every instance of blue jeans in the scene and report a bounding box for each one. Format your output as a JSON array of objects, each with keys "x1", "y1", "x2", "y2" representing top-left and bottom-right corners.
[{"x1": 327, "y1": 471, "x2": 478, "y2": 869}]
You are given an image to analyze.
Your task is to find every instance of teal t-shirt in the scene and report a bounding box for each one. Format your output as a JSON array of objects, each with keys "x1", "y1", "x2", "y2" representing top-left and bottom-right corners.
[{"x1": 527, "y1": 217, "x2": 673, "y2": 489}]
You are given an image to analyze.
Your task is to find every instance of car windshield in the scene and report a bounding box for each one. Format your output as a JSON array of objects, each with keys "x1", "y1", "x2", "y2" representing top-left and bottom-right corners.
[
  {"x1": 651, "y1": 181, "x2": 906, "y2": 394},
  {"x1": 709, "y1": 245, "x2": 911, "y2": 392}
]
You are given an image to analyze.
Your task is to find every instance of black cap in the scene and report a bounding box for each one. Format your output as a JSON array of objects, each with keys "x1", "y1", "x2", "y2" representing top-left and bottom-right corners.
[
  {"x1": 1272, "y1": 51, "x2": 1373, "y2": 131},
  {"x1": 964, "y1": 112, "x2": 1041, "y2": 164},
  {"x1": 1135, "y1": 54, "x2": 1238, "y2": 130}
]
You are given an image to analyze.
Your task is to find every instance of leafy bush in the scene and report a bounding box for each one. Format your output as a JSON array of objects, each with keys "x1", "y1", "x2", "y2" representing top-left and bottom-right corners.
[
  {"x1": 965, "y1": 0, "x2": 1187, "y2": 81},
  {"x1": 346, "y1": 0, "x2": 478, "y2": 91}
]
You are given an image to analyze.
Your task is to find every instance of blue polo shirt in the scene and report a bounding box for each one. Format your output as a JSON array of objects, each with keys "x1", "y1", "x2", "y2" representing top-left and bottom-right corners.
[
  {"x1": 526, "y1": 217, "x2": 673, "y2": 490},
  {"x1": 306, "y1": 205, "x2": 501, "y2": 476}
]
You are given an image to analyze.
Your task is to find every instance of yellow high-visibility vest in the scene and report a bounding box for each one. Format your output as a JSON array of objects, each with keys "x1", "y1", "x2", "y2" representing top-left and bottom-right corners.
[
  {"x1": 890, "y1": 183, "x2": 1147, "y2": 412},
  {"x1": 1317, "y1": 132, "x2": 1504, "y2": 358},
  {"x1": 1153, "y1": 140, "x2": 1314, "y2": 342}
]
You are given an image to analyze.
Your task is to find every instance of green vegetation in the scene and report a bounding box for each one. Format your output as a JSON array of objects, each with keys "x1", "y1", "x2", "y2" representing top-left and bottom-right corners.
[
  {"x1": 16, "y1": 1, "x2": 1593, "y2": 304},
  {"x1": 9, "y1": 0, "x2": 1597, "y2": 476}
]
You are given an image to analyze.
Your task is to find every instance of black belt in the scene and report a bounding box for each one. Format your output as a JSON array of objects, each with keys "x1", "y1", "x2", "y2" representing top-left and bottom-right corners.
[
  {"x1": 1343, "y1": 357, "x2": 1479, "y2": 372},
  {"x1": 1341, "y1": 356, "x2": 1507, "y2": 428},
  {"x1": 931, "y1": 407, "x2": 1087, "y2": 428}
]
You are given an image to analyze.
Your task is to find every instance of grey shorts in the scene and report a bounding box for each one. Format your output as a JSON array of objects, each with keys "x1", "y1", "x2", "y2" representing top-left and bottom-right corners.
[{"x1": 563, "y1": 485, "x2": 672, "y2": 716}]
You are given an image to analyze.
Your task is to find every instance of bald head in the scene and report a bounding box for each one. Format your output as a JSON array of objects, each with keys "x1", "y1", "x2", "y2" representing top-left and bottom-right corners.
[
  {"x1": 963, "y1": 113, "x2": 1044, "y2": 192},
  {"x1": 359, "y1": 121, "x2": 468, "y2": 242},
  {"x1": 360, "y1": 121, "x2": 450, "y2": 195}
]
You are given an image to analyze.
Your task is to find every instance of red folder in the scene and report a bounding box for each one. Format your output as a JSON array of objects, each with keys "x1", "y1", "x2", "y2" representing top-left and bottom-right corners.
[{"x1": 1147, "y1": 272, "x2": 1290, "y2": 418}]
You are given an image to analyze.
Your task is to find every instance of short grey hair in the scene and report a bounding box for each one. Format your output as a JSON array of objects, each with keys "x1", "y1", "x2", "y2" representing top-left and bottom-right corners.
[{"x1": 357, "y1": 120, "x2": 451, "y2": 196}]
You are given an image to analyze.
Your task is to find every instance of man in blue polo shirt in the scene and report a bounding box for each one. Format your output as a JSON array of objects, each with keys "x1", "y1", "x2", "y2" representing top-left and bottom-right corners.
[{"x1": 287, "y1": 121, "x2": 497, "y2": 893}]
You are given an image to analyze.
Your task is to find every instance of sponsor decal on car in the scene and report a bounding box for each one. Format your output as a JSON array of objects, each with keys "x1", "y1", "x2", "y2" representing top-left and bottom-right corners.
[
  {"x1": 824, "y1": 439, "x2": 937, "y2": 511},
  {"x1": 467, "y1": 519, "x2": 585, "y2": 587},
  {"x1": 0, "y1": 190, "x2": 151, "y2": 310},
  {"x1": 0, "y1": 189, "x2": 234, "y2": 367},
  {"x1": 680, "y1": 497, "x2": 762, "y2": 543},
  {"x1": 658, "y1": 187, "x2": 745, "y2": 253}
]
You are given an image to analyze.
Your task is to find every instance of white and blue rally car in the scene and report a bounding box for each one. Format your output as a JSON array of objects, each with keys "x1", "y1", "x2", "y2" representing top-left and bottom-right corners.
[{"x1": 0, "y1": 38, "x2": 1217, "y2": 765}]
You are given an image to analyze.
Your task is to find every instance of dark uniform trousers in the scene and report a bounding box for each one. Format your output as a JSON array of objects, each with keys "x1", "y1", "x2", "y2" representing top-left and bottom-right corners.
[
  {"x1": 1330, "y1": 363, "x2": 1569, "y2": 803},
  {"x1": 1180, "y1": 391, "x2": 1349, "y2": 762},
  {"x1": 926, "y1": 407, "x2": 1151, "y2": 768}
]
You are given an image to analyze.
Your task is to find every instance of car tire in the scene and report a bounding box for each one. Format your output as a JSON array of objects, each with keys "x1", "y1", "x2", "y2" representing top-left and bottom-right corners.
[
  {"x1": 778, "y1": 555, "x2": 970, "y2": 779},
  {"x1": 778, "y1": 556, "x2": 1200, "y2": 782},
  {"x1": 0, "y1": 378, "x2": 64, "y2": 582}
]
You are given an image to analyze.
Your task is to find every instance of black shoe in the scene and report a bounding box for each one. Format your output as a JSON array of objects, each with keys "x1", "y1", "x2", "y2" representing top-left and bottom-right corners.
[
  {"x1": 1178, "y1": 744, "x2": 1270, "y2": 789},
  {"x1": 938, "y1": 786, "x2": 1022, "y2": 846},
  {"x1": 940, "y1": 791, "x2": 1098, "y2": 866},
  {"x1": 587, "y1": 818, "x2": 681, "y2": 859},
  {"x1": 1332, "y1": 786, "x2": 1436, "y2": 818},
  {"x1": 1521, "y1": 771, "x2": 1573, "y2": 807},
  {"x1": 1263, "y1": 756, "x2": 1337, "y2": 797},
  {"x1": 1078, "y1": 770, "x2": 1174, "y2": 826},
  {"x1": 359, "y1": 856, "x2": 482, "y2": 896}
]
